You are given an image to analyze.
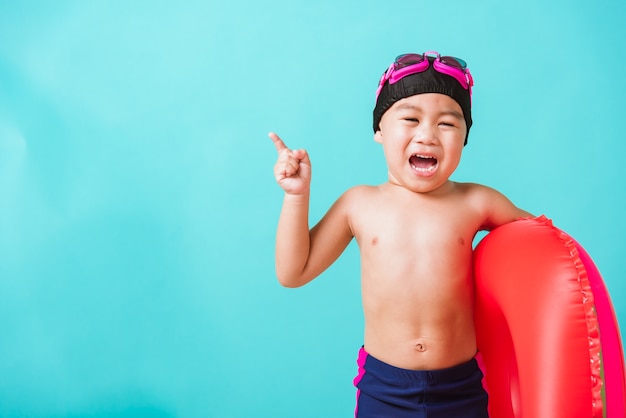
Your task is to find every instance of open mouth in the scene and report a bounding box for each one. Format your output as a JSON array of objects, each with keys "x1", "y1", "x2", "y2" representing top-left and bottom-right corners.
[{"x1": 409, "y1": 154, "x2": 438, "y2": 173}]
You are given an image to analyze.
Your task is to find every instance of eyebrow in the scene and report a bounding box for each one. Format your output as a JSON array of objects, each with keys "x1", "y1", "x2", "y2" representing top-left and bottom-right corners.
[{"x1": 395, "y1": 103, "x2": 464, "y2": 120}]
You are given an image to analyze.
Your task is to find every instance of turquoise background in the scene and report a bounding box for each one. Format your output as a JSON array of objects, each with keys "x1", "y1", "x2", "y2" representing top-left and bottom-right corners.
[{"x1": 1, "y1": 1, "x2": 624, "y2": 417}]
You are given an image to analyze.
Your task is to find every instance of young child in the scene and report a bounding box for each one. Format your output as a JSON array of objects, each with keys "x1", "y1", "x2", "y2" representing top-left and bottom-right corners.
[{"x1": 268, "y1": 51, "x2": 532, "y2": 418}]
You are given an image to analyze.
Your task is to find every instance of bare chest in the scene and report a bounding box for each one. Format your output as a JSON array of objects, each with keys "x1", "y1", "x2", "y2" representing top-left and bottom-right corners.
[{"x1": 353, "y1": 200, "x2": 479, "y2": 253}]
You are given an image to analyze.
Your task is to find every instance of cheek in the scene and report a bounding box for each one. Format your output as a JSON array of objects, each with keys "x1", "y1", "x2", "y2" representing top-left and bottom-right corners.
[
  {"x1": 447, "y1": 148, "x2": 464, "y2": 168},
  {"x1": 440, "y1": 138, "x2": 464, "y2": 163},
  {"x1": 380, "y1": 141, "x2": 406, "y2": 166},
  {"x1": 382, "y1": 136, "x2": 407, "y2": 155}
]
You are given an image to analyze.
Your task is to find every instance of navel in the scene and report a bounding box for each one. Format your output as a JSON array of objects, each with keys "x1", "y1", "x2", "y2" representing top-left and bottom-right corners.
[{"x1": 414, "y1": 342, "x2": 427, "y2": 352}]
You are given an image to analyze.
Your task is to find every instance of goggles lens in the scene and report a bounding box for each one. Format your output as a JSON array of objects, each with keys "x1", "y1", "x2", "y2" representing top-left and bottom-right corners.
[
  {"x1": 395, "y1": 53, "x2": 426, "y2": 67},
  {"x1": 440, "y1": 55, "x2": 467, "y2": 70}
]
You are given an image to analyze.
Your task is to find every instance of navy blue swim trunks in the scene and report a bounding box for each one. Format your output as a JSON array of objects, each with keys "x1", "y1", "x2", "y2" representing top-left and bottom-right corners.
[{"x1": 353, "y1": 347, "x2": 488, "y2": 418}]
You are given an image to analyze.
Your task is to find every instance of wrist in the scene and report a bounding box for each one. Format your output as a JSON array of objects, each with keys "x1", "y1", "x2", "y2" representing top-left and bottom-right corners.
[{"x1": 283, "y1": 192, "x2": 310, "y2": 205}]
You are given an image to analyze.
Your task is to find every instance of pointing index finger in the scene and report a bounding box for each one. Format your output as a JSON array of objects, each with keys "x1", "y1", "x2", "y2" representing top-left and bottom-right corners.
[{"x1": 268, "y1": 132, "x2": 289, "y2": 153}]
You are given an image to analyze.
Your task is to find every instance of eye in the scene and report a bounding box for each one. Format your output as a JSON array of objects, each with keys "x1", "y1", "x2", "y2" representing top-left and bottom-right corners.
[{"x1": 404, "y1": 117, "x2": 419, "y2": 123}]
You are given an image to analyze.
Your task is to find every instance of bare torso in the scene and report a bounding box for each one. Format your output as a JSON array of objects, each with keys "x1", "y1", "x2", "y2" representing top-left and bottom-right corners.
[
  {"x1": 269, "y1": 130, "x2": 531, "y2": 371},
  {"x1": 348, "y1": 181, "x2": 488, "y2": 370}
]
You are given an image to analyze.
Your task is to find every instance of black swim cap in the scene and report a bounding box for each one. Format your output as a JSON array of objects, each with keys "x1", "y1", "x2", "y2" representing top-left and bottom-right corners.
[{"x1": 373, "y1": 56, "x2": 473, "y2": 145}]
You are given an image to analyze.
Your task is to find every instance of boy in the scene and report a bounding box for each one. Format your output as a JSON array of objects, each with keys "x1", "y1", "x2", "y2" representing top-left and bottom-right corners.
[{"x1": 269, "y1": 51, "x2": 532, "y2": 417}]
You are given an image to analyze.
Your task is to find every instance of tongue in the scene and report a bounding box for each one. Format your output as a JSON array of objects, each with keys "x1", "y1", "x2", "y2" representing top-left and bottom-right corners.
[{"x1": 410, "y1": 155, "x2": 436, "y2": 169}]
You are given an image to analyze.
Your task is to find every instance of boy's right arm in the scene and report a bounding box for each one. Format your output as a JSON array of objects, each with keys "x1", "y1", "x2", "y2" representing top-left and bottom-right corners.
[{"x1": 269, "y1": 132, "x2": 353, "y2": 287}]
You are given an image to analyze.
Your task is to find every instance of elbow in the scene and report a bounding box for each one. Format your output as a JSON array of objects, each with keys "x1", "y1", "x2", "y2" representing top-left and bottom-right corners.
[
  {"x1": 278, "y1": 280, "x2": 302, "y2": 289},
  {"x1": 276, "y1": 271, "x2": 308, "y2": 288}
]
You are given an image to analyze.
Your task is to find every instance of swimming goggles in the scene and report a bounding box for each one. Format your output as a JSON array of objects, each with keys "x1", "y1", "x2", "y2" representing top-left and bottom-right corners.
[{"x1": 375, "y1": 51, "x2": 474, "y2": 101}]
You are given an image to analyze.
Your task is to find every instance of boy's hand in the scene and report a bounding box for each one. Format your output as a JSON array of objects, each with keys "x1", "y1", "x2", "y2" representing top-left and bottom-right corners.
[{"x1": 269, "y1": 132, "x2": 311, "y2": 195}]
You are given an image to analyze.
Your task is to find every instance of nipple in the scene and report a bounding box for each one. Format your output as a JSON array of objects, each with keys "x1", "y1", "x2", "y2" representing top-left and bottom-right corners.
[{"x1": 414, "y1": 343, "x2": 427, "y2": 352}]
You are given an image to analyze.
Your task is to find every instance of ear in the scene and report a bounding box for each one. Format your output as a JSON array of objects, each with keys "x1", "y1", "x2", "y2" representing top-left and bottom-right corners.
[{"x1": 374, "y1": 130, "x2": 383, "y2": 144}]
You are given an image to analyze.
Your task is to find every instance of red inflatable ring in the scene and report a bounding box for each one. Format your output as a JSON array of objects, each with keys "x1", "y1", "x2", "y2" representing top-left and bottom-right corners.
[{"x1": 474, "y1": 216, "x2": 625, "y2": 417}]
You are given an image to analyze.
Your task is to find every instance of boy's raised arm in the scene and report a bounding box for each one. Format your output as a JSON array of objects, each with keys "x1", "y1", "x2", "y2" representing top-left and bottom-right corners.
[
  {"x1": 269, "y1": 132, "x2": 313, "y2": 287},
  {"x1": 269, "y1": 132, "x2": 352, "y2": 288}
]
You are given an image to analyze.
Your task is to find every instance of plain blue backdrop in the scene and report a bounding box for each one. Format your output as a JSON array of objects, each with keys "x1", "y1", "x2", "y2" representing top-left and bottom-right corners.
[{"x1": 1, "y1": 1, "x2": 624, "y2": 417}]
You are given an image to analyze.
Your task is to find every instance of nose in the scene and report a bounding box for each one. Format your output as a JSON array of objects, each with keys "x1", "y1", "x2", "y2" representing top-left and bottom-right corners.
[{"x1": 413, "y1": 123, "x2": 438, "y2": 145}]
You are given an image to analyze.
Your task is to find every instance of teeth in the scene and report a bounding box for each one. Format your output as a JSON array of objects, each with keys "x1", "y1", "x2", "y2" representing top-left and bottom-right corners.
[
  {"x1": 413, "y1": 165, "x2": 436, "y2": 172},
  {"x1": 410, "y1": 154, "x2": 437, "y2": 172}
]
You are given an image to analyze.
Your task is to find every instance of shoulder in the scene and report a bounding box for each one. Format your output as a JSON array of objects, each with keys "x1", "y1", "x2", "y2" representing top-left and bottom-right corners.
[
  {"x1": 316, "y1": 185, "x2": 380, "y2": 236},
  {"x1": 454, "y1": 181, "x2": 496, "y2": 194},
  {"x1": 340, "y1": 184, "x2": 381, "y2": 201},
  {"x1": 454, "y1": 182, "x2": 532, "y2": 230},
  {"x1": 330, "y1": 184, "x2": 384, "y2": 216},
  {"x1": 453, "y1": 182, "x2": 507, "y2": 203}
]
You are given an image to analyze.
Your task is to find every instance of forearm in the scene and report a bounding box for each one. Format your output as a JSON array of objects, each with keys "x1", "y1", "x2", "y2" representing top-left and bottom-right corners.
[{"x1": 275, "y1": 192, "x2": 312, "y2": 287}]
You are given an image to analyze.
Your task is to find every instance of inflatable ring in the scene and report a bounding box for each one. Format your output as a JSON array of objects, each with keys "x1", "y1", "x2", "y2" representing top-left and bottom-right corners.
[{"x1": 474, "y1": 216, "x2": 625, "y2": 417}]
